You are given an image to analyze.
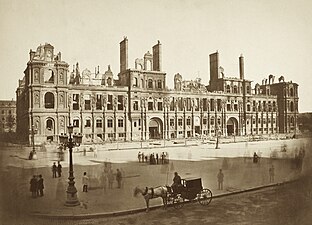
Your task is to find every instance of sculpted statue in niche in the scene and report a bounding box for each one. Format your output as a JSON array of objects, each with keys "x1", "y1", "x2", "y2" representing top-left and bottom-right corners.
[
  {"x1": 59, "y1": 93, "x2": 64, "y2": 105},
  {"x1": 59, "y1": 72, "x2": 64, "y2": 84},
  {"x1": 60, "y1": 117, "x2": 65, "y2": 128},
  {"x1": 34, "y1": 91, "x2": 40, "y2": 104},
  {"x1": 34, "y1": 117, "x2": 40, "y2": 131},
  {"x1": 34, "y1": 71, "x2": 39, "y2": 82}
]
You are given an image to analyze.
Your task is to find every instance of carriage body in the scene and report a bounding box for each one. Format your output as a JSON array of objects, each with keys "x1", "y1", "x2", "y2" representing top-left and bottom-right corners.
[{"x1": 181, "y1": 177, "x2": 203, "y2": 200}]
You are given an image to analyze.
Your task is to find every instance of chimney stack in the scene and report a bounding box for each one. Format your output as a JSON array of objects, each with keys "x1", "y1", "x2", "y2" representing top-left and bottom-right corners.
[
  {"x1": 239, "y1": 54, "x2": 244, "y2": 80},
  {"x1": 120, "y1": 37, "x2": 128, "y2": 73},
  {"x1": 152, "y1": 40, "x2": 162, "y2": 71}
]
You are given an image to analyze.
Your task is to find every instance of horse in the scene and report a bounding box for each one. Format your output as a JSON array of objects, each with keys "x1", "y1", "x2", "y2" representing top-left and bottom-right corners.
[{"x1": 133, "y1": 186, "x2": 172, "y2": 212}]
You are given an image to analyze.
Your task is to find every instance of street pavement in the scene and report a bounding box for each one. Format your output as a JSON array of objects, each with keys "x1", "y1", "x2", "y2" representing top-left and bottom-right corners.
[{"x1": 0, "y1": 137, "x2": 311, "y2": 225}]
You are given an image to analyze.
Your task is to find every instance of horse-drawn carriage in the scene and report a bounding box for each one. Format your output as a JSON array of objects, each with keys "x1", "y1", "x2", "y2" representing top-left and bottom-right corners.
[
  {"x1": 134, "y1": 177, "x2": 212, "y2": 211},
  {"x1": 169, "y1": 177, "x2": 213, "y2": 209}
]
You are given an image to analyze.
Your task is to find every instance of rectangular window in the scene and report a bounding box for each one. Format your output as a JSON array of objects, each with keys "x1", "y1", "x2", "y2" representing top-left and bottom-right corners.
[
  {"x1": 134, "y1": 121, "x2": 137, "y2": 127},
  {"x1": 195, "y1": 98, "x2": 199, "y2": 111},
  {"x1": 96, "y1": 119, "x2": 102, "y2": 128},
  {"x1": 186, "y1": 98, "x2": 191, "y2": 111},
  {"x1": 118, "y1": 95, "x2": 124, "y2": 110},
  {"x1": 107, "y1": 119, "x2": 113, "y2": 128},
  {"x1": 234, "y1": 104, "x2": 238, "y2": 111},
  {"x1": 108, "y1": 133, "x2": 114, "y2": 138},
  {"x1": 178, "y1": 118, "x2": 183, "y2": 126},
  {"x1": 107, "y1": 95, "x2": 113, "y2": 110},
  {"x1": 227, "y1": 104, "x2": 231, "y2": 111},
  {"x1": 210, "y1": 118, "x2": 214, "y2": 125},
  {"x1": 187, "y1": 118, "x2": 191, "y2": 126},
  {"x1": 178, "y1": 98, "x2": 183, "y2": 111},
  {"x1": 203, "y1": 98, "x2": 208, "y2": 111},
  {"x1": 84, "y1": 94, "x2": 91, "y2": 110},
  {"x1": 119, "y1": 133, "x2": 125, "y2": 138},
  {"x1": 148, "y1": 102, "x2": 153, "y2": 110},
  {"x1": 118, "y1": 119, "x2": 124, "y2": 127},
  {"x1": 158, "y1": 102, "x2": 163, "y2": 111},
  {"x1": 73, "y1": 119, "x2": 79, "y2": 127},
  {"x1": 210, "y1": 99, "x2": 215, "y2": 111},
  {"x1": 217, "y1": 99, "x2": 222, "y2": 111},
  {"x1": 178, "y1": 131, "x2": 183, "y2": 134},
  {"x1": 85, "y1": 119, "x2": 91, "y2": 127},
  {"x1": 73, "y1": 94, "x2": 79, "y2": 110},
  {"x1": 170, "y1": 98, "x2": 174, "y2": 111},
  {"x1": 96, "y1": 95, "x2": 102, "y2": 110},
  {"x1": 247, "y1": 104, "x2": 251, "y2": 111},
  {"x1": 203, "y1": 118, "x2": 207, "y2": 125},
  {"x1": 157, "y1": 80, "x2": 162, "y2": 89},
  {"x1": 170, "y1": 119, "x2": 174, "y2": 126}
]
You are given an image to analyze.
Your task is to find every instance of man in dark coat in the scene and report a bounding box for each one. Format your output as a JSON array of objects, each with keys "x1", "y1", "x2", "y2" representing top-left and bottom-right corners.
[
  {"x1": 37, "y1": 174, "x2": 44, "y2": 196},
  {"x1": 30, "y1": 175, "x2": 37, "y2": 198},
  {"x1": 57, "y1": 161, "x2": 62, "y2": 177},
  {"x1": 171, "y1": 172, "x2": 182, "y2": 193},
  {"x1": 52, "y1": 162, "x2": 57, "y2": 178}
]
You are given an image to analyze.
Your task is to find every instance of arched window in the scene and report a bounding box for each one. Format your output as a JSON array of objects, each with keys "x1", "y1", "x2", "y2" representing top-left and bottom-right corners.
[
  {"x1": 44, "y1": 92, "x2": 54, "y2": 108},
  {"x1": 148, "y1": 79, "x2": 153, "y2": 88},
  {"x1": 226, "y1": 85, "x2": 231, "y2": 93},
  {"x1": 46, "y1": 118, "x2": 53, "y2": 130},
  {"x1": 290, "y1": 88, "x2": 294, "y2": 97},
  {"x1": 107, "y1": 77, "x2": 112, "y2": 86},
  {"x1": 157, "y1": 80, "x2": 162, "y2": 89},
  {"x1": 133, "y1": 77, "x2": 138, "y2": 87},
  {"x1": 290, "y1": 101, "x2": 294, "y2": 112},
  {"x1": 290, "y1": 116, "x2": 294, "y2": 125},
  {"x1": 233, "y1": 85, "x2": 238, "y2": 94}
]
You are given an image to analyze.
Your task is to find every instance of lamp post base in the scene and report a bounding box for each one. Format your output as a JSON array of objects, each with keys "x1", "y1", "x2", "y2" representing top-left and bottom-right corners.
[{"x1": 64, "y1": 192, "x2": 80, "y2": 207}]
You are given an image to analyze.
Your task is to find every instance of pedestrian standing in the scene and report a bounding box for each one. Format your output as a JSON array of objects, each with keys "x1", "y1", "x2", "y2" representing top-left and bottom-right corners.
[
  {"x1": 141, "y1": 152, "x2": 145, "y2": 163},
  {"x1": 57, "y1": 161, "x2": 62, "y2": 177},
  {"x1": 37, "y1": 174, "x2": 44, "y2": 196},
  {"x1": 116, "y1": 169, "x2": 122, "y2": 188},
  {"x1": 156, "y1": 153, "x2": 159, "y2": 164},
  {"x1": 82, "y1": 172, "x2": 89, "y2": 192},
  {"x1": 108, "y1": 169, "x2": 114, "y2": 189},
  {"x1": 52, "y1": 162, "x2": 57, "y2": 178},
  {"x1": 30, "y1": 175, "x2": 37, "y2": 198},
  {"x1": 100, "y1": 172, "x2": 107, "y2": 193},
  {"x1": 93, "y1": 146, "x2": 97, "y2": 158},
  {"x1": 269, "y1": 165, "x2": 275, "y2": 182},
  {"x1": 217, "y1": 169, "x2": 224, "y2": 190},
  {"x1": 83, "y1": 147, "x2": 87, "y2": 156},
  {"x1": 138, "y1": 151, "x2": 141, "y2": 162}
]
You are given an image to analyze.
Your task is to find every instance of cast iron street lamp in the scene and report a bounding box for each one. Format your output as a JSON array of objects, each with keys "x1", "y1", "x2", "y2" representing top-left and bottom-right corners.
[
  {"x1": 59, "y1": 125, "x2": 83, "y2": 206},
  {"x1": 29, "y1": 125, "x2": 38, "y2": 159}
]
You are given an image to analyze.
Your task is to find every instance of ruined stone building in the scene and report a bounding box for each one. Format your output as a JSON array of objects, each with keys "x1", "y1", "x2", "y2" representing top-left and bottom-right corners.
[{"x1": 16, "y1": 38, "x2": 299, "y2": 144}]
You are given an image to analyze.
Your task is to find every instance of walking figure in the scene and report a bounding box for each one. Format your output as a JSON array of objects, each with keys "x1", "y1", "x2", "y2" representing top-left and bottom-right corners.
[
  {"x1": 253, "y1": 152, "x2": 258, "y2": 163},
  {"x1": 57, "y1": 161, "x2": 62, "y2": 177},
  {"x1": 116, "y1": 169, "x2": 122, "y2": 188},
  {"x1": 138, "y1": 151, "x2": 141, "y2": 162},
  {"x1": 82, "y1": 172, "x2": 89, "y2": 192},
  {"x1": 269, "y1": 165, "x2": 275, "y2": 182},
  {"x1": 108, "y1": 169, "x2": 114, "y2": 189},
  {"x1": 217, "y1": 169, "x2": 224, "y2": 190},
  {"x1": 30, "y1": 175, "x2": 38, "y2": 198},
  {"x1": 37, "y1": 174, "x2": 44, "y2": 196},
  {"x1": 52, "y1": 162, "x2": 57, "y2": 178}
]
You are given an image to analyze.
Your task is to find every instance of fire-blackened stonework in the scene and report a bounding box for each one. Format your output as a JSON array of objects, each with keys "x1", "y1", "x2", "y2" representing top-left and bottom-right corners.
[{"x1": 16, "y1": 38, "x2": 299, "y2": 144}]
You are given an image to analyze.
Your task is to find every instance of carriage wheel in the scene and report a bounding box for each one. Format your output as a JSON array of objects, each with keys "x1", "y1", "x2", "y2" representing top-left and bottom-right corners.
[
  {"x1": 173, "y1": 194, "x2": 184, "y2": 209},
  {"x1": 198, "y1": 188, "x2": 212, "y2": 206}
]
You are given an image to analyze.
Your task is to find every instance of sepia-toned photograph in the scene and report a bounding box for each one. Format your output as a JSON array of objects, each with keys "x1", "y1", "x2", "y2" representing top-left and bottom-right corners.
[{"x1": 0, "y1": 0, "x2": 311, "y2": 224}]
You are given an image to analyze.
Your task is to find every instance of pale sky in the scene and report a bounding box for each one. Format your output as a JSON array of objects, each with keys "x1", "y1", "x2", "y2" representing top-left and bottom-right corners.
[{"x1": 0, "y1": 0, "x2": 311, "y2": 112}]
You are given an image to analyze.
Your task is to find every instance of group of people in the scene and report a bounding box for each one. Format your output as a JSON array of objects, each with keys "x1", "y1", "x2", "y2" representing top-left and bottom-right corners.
[
  {"x1": 29, "y1": 174, "x2": 44, "y2": 198},
  {"x1": 52, "y1": 162, "x2": 62, "y2": 178},
  {"x1": 28, "y1": 150, "x2": 37, "y2": 160},
  {"x1": 137, "y1": 151, "x2": 169, "y2": 165},
  {"x1": 82, "y1": 166, "x2": 124, "y2": 192}
]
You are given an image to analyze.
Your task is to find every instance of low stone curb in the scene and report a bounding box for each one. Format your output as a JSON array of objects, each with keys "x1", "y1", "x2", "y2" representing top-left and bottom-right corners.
[{"x1": 31, "y1": 179, "x2": 295, "y2": 220}]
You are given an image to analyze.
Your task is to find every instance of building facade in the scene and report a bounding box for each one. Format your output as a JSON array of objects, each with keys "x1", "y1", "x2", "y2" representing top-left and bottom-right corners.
[
  {"x1": 16, "y1": 38, "x2": 299, "y2": 144},
  {"x1": 0, "y1": 100, "x2": 16, "y2": 133}
]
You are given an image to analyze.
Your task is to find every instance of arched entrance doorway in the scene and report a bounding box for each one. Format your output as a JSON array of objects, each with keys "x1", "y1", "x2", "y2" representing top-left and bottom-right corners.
[
  {"x1": 227, "y1": 117, "x2": 238, "y2": 136},
  {"x1": 149, "y1": 118, "x2": 163, "y2": 139},
  {"x1": 45, "y1": 118, "x2": 55, "y2": 141}
]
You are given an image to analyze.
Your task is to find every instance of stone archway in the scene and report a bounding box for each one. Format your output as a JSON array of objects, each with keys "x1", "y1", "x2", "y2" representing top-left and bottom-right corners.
[
  {"x1": 149, "y1": 117, "x2": 163, "y2": 139},
  {"x1": 227, "y1": 117, "x2": 238, "y2": 136},
  {"x1": 45, "y1": 117, "x2": 55, "y2": 141}
]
